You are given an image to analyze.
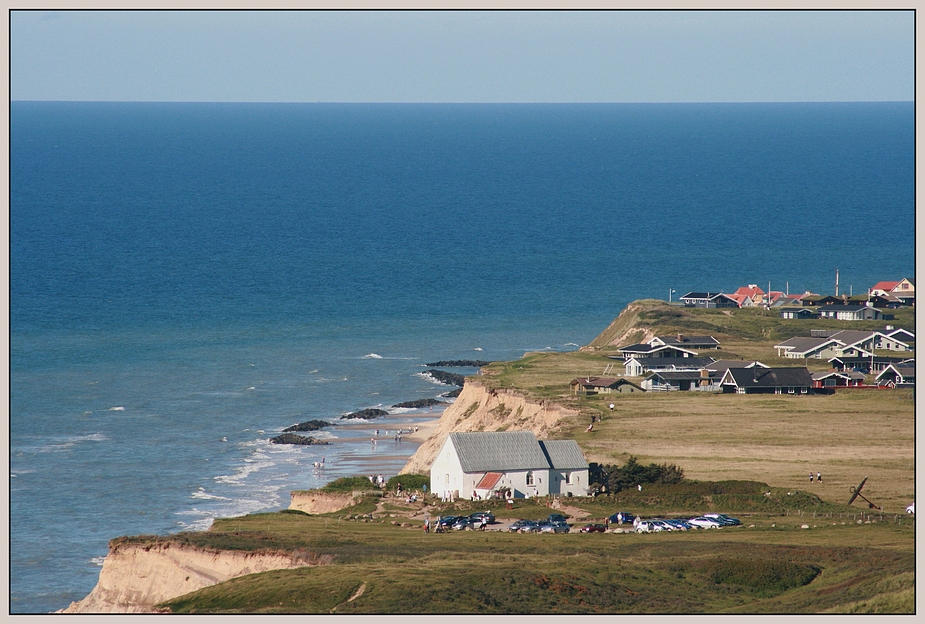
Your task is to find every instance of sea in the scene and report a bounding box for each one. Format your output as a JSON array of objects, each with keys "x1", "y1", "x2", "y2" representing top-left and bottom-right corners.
[{"x1": 10, "y1": 101, "x2": 914, "y2": 614}]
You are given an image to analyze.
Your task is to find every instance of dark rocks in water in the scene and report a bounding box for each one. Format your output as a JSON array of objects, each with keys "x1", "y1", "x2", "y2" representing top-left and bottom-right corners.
[
  {"x1": 422, "y1": 370, "x2": 465, "y2": 387},
  {"x1": 442, "y1": 388, "x2": 463, "y2": 398},
  {"x1": 392, "y1": 398, "x2": 447, "y2": 409},
  {"x1": 270, "y1": 433, "x2": 329, "y2": 445},
  {"x1": 340, "y1": 408, "x2": 390, "y2": 420},
  {"x1": 424, "y1": 360, "x2": 493, "y2": 368},
  {"x1": 282, "y1": 419, "x2": 331, "y2": 433}
]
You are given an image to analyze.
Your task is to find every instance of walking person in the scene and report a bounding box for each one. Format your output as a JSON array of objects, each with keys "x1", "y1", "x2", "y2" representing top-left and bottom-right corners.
[
  {"x1": 809, "y1": 472, "x2": 814, "y2": 483},
  {"x1": 817, "y1": 472, "x2": 822, "y2": 483}
]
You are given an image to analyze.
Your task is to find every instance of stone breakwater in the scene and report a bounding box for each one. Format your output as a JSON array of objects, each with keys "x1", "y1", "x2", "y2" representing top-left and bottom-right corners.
[
  {"x1": 400, "y1": 380, "x2": 578, "y2": 475},
  {"x1": 58, "y1": 541, "x2": 328, "y2": 613}
]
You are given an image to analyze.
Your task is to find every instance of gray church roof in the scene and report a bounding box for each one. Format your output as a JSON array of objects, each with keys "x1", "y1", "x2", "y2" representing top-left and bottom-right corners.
[
  {"x1": 447, "y1": 431, "x2": 589, "y2": 473},
  {"x1": 539, "y1": 440, "x2": 589, "y2": 470},
  {"x1": 448, "y1": 431, "x2": 551, "y2": 473}
]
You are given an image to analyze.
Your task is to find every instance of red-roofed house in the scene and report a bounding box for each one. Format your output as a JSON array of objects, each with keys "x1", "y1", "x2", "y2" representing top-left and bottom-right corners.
[
  {"x1": 870, "y1": 281, "x2": 900, "y2": 297},
  {"x1": 732, "y1": 285, "x2": 766, "y2": 306}
]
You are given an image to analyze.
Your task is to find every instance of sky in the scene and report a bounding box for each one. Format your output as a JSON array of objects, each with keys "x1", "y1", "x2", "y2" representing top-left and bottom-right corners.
[{"x1": 9, "y1": 10, "x2": 915, "y2": 103}]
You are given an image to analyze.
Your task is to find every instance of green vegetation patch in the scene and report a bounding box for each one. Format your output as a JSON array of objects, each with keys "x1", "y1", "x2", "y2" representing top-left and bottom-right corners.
[
  {"x1": 318, "y1": 476, "x2": 379, "y2": 493},
  {"x1": 703, "y1": 558, "x2": 821, "y2": 596}
]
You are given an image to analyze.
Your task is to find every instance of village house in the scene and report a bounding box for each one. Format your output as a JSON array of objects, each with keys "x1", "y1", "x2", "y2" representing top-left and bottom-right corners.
[
  {"x1": 643, "y1": 360, "x2": 768, "y2": 392},
  {"x1": 779, "y1": 307, "x2": 819, "y2": 320},
  {"x1": 870, "y1": 278, "x2": 914, "y2": 305},
  {"x1": 648, "y1": 334, "x2": 720, "y2": 349},
  {"x1": 719, "y1": 367, "x2": 815, "y2": 394},
  {"x1": 616, "y1": 343, "x2": 699, "y2": 359},
  {"x1": 679, "y1": 292, "x2": 739, "y2": 308},
  {"x1": 620, "y1": 355, "x2": 715, "y2": 377},
  {"x1": 811, "y1": 370, "x2": 866, "y2": 389},
  {"x1": 817, "y1": 304, "x2": 892, "y2": 321},
  {"x1": 828, "y1": 355, "x2": 911, "y2": 375},
  {"x1": 876, "y1": 363, "x2": 916, "y2": 388},
  {"x1": 774, "y1": 329, "x2": 913, "y2": 360},
  {"x1": 569, "y1": 376, "x2": 644, "y2": 395},
  {"x1": 430, "y1": 431, "x2": 589, "y2": 501}
]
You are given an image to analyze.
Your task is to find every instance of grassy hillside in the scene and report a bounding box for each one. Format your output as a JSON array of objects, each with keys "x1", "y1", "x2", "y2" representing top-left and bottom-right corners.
[
  {"x1": 157, "y1": 507, "x2": 914, "y2": 614},
  {"x1": 140, "y1": 299, "x2": 915, "y2": 614}
]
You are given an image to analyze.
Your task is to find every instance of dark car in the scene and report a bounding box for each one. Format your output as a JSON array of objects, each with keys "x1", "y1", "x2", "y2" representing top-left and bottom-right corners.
[
  {"x1": 579, "y1": 523, "x2": 607, "y2": 533},
  {"x1": 547, "y1": 513, "x2": 568, "y2": 524},
  {"x1": 452, "y1": 517, "x2": 487, "y2": 531},
  {"x1": 436, "y1": 516, "x2": 462, "y2": 528},
  {"x1": 607, "y1": 511, "x2": 636, "y2": 526},
  {"x1": 469, "y1": 511, "x2": 495, "y2": 524}
]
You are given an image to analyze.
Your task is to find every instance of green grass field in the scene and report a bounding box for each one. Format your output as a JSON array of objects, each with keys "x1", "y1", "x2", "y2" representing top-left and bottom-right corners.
[{"x1": 146, "y1": 301, "x2": 915, "y2": 614}]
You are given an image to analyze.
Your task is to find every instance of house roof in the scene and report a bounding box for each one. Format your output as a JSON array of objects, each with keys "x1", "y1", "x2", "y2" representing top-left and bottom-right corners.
[
  {"x1": 876, "y1": 364, "x2": 916, "y2": 380},
  {"x1": 448, "y1": 431, "x2": 551, "y2": 473},
  {"x1": 539, "y1": 440, "x2": 590, "y2": 470},
  {"x1": 733, "y1": 285, "x2": 765, "y2": 298},
  {"x1": 680, "y1": 292, "x2": 723, "y2": 299},
  {"x1": 570, "y1": 376, "x2": 622, "y2": 388},
  {"x1": 818, "y1": 305, "x2": 879, "y2": 312},
  {"x1": 774, "y1": 337, "x2": 840, "y2": 353},
  {"x1": 475, "y1": 472, "x2": 503, "y2": 490},
  {"x1": 651, "y1": 335, "x2": 719, "y2": 347},
  {"x1": 617, "y1": 344, "x2": 699, "y2": 357},
  {"x1": 722, "y1": 367, "x2": 814, "y2": 388},
  {"x1": 871, "y1": 281, "x2": 900, "y2": 293},
  {"x1": 705, "y1": 360, "x2": 768, "y2": 371},
  {"x1": 626, "y1": 356, "x2": 715, "y2": 370}
]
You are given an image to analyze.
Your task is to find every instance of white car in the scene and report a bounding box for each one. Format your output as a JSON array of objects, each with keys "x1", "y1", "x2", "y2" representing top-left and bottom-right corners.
[
  {"x1": 634, "y1": 520, "x2": 664, "y2": 533},
  {"x1": 688, "y1": 516, "x2": 723, "y2": 529},
  {"x1": 906, "y1": 503, "x2": 914, "y2": 514}
]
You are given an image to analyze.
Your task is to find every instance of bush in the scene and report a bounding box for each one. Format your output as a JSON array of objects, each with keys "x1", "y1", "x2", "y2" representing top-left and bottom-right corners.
[
  {"x1": 386, "y1": 474, "x2": 429, "y2": 492},
  {"x1": 589, "y1": 456, "x2": 685, "y2": 494},
  {"x1": 320, "y1": 476, "x2": 379, "y2": 493}
]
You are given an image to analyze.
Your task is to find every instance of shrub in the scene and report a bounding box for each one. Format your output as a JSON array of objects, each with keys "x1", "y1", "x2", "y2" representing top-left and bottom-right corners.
[
  {"x1": 386, "y1": 473, "x2": 429, "y2": 492},
  {"x1": 320, "y1": 477, "x2": 379, "y2": 493},
  {"x1": 589, "y1": 456, "x2": 685, "y2": 494}
]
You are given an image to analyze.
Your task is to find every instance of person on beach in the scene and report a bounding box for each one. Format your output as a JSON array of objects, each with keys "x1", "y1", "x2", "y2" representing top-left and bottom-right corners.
[
  {"x1": 809, "y1": 472, "x2": 814, "y2": 483},
  {"x1": 817, "y1": 472, "x2": 822, "y2": 483}
]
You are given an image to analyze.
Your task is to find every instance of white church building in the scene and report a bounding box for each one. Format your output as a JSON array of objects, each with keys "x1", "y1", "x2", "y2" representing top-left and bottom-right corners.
[{"x1": 430, "y1": 430, "x2": 590, "y2": 500}]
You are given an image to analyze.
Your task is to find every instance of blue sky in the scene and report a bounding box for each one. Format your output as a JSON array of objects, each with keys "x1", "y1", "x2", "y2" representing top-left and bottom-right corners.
[{"x1": 10, "y1": 10, "x2": 914, "y2": 102}]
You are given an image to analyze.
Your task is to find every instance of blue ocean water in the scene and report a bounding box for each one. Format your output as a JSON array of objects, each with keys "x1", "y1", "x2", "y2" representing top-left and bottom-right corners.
[{"x1": 10, "y1": 102, "x2": 914, "y2": 613}]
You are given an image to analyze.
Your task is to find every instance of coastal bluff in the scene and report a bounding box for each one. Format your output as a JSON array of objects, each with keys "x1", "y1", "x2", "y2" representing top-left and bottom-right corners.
[
  {"x1": 400, "y1": 380, "x2": 578, "y2": 475},
  {"x1": 58, "y1": 541, "x2": 325, "y2": 614}
]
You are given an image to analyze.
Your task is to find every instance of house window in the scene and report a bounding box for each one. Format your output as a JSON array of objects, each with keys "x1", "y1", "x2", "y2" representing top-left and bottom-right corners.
[
  {"x1": 526, "y1": 471, "x2": 534, "y2": 486},
  {"x1": 565, "y1": 472, "x2": 572, "y2": 485},
  {"x1": 445, "y1": 474, "x2": 449, "y2": 485}
]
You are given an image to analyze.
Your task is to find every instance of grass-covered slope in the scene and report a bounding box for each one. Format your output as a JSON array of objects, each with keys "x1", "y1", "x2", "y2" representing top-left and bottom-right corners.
[{"x1": 157, "y1": 508, "x2": 914, "y2": 614}]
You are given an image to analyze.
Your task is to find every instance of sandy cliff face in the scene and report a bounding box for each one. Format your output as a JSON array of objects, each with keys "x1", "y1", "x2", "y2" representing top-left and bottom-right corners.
[
  {"x1": 59, "y1": 542, "x2": 326, "y2": 613},
  {"x1": 288, "y1": 491, "x2": 360, "y2": 514},
  {"x1": 400, "y1": 380, "x2": 578, "y2": 475}
]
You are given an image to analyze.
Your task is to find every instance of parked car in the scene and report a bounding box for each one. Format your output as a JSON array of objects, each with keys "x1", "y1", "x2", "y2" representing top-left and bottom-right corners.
[
  {"x1": 540, "y1": 521, "x2": 571, "y2": 534},
  {"x1": 451, "y1": 517, "x2": 474, "y2": 531},
  {"x1": 634, "y1": 520, "x2": 663, "y2": 533},
  {"x1": 469, "y1": 511, "x2": 495, "y2": 524},
  {"x1": 547, "y1": 513, "x2": 568, "y2": 524},
  {"x1": 579, "y1": 523, "x2": 607, "y2": 533},
  {"x1": 704, "y1": 513, "x2": 741, "y2": 526},
  {"x1": 688, "y1": 516, "x2": 723, "y2": 529},
  {"x1": 508, "y1": 519, "x2": 537, "y2": 533},
  {"x1": 906, "y1": 503, "x2": 914, "y2": 514},
  {"x1": 436, "y1": 515, "x2": 462, "y2": 528},
  {"x1": 608, "y1": 511, "x2": 636, "y2": 526},
  {"x1": 650, "y1": 519, "x2": 676, "y2": 531},
  {"x1": 662, "y1": 519, "x2": 690, "y2": 531}
]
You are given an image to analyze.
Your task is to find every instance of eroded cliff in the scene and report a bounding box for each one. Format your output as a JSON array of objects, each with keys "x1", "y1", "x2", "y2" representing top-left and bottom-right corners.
[
  {"x1": 59, "y1": 541, "x2": 327, "y2": 613},
  {"x1": 400, "y1": 380, "x2": 578, "y2": 475}
]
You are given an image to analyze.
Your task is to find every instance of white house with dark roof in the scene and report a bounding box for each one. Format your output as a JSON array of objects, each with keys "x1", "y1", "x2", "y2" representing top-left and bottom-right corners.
[
  {"x1": 430, "y1": 431, "x2": 589, "y2": 500},
  {"x1": 648, "y1": 334, "x2": 720, "y2": 350}
]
